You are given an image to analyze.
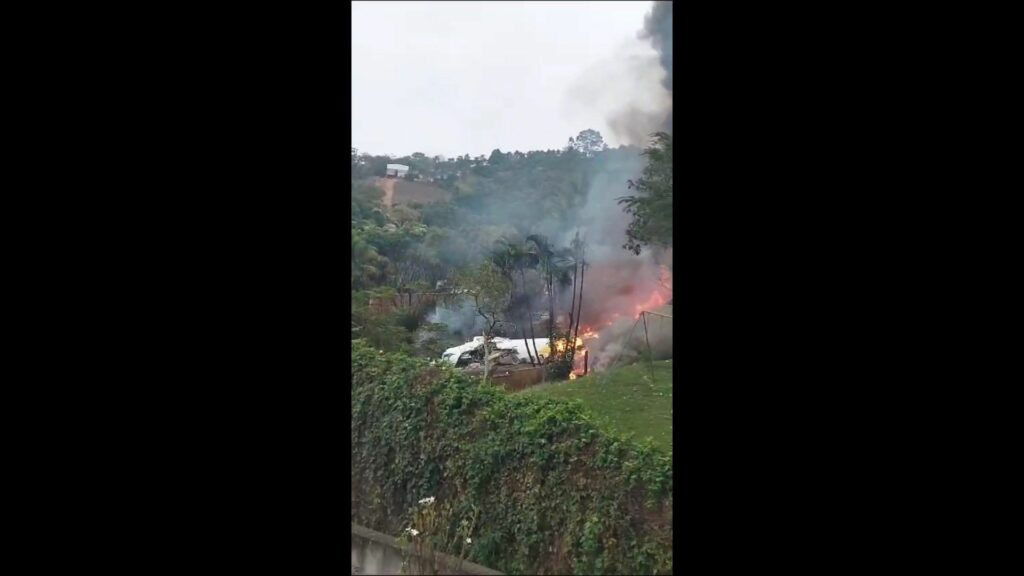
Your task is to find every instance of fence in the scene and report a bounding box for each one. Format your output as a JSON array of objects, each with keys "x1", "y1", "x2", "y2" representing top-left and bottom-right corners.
[{"x1": 490, "y1": 365, "x2": 546, "y2": 392}]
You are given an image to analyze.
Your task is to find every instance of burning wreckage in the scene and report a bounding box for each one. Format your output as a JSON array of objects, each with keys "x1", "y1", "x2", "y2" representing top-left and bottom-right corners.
[
  {"x1": 438, "y1": 246, "x2": 672, "y2": 382},
  {"x1": 441, "y1": 333, "x2": 593, "y2": 378}
]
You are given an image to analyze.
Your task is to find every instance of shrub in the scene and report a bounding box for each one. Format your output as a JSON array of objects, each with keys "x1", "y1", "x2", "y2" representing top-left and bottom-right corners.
[{"x1": 351, "y1": 341, "x2": 672, "y2": 575}]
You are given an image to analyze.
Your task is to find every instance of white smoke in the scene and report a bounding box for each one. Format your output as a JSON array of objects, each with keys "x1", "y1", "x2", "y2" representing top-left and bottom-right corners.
[{"x1": 427, "y1": 296, "x2": 485, "y2": 339}]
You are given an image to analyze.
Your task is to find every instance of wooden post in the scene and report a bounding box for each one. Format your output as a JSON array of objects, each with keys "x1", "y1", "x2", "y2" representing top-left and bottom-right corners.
[
  {"x1": 642, "y1": 312, "x2": 655, "y2": 382},
  {"x1": 583, "y1": 349, "x2": 588, "y2": 375}
]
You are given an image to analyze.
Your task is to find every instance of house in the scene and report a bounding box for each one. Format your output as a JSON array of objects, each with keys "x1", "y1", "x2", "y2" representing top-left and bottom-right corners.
[{"x1": 386, "y1": 164, "x2": 409, "y2": 178}]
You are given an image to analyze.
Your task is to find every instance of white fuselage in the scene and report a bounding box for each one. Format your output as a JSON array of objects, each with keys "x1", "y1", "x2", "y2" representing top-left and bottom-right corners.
[{"x1": 441, "y1": 337, "x2": 550, "y2": 365}]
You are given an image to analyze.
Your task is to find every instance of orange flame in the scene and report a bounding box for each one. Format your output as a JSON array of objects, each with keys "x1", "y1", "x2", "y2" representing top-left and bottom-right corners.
[
  {"x1": 633, "y1": 267, "x2": 672, "y2": 318},
  {"x1": 634, "y1": 291, "x2": 668, "y2": 318},
  {"x1": 553, "y1": 337, "x2": 584, "y2": 353}
]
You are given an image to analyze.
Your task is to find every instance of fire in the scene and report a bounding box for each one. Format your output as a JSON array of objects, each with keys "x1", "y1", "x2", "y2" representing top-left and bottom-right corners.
[
  {"x1": 633, "y1": 266, "x2": 672, "y2": 318},
  {"x1": 634, "y1": 290, "x2": 668, "y2": 318},
  {"x1": 549, "y1": 330, "x2": 594, "y2": 380},
  {"x1": 553, "y1": 337, "x2": 584, "y2": 353}
]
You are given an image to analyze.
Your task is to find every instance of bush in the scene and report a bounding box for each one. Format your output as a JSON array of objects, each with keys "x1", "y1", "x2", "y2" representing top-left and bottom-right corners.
[
  {"x1": 393, "y1": 310, "x2": 421, "y2": 332},
  {"x1": 351, "y1": 341, "x2": 672, "y2": 575},
  {"x1": 415, "y1": 322, "x2": 452, "y2": 359},
  {"x1": 545, "y1": 358, "x2": 573, "y2": 380}
]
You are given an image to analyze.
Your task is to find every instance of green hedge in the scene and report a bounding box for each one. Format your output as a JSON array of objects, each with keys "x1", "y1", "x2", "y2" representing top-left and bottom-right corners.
[{"x1": 351, "y1": 340, "x2": 673, "y2": 575}]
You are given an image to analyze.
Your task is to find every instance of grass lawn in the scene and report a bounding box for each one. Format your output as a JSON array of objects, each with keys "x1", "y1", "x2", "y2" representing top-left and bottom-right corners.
[{"x1": 519, "y1": 359, "x2": 673, "y2": 451}]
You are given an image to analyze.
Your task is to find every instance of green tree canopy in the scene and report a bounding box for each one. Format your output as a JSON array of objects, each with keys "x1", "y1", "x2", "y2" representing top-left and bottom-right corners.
[{"x1": 619, "y1": 132, "x2": 672, "y2": 255}]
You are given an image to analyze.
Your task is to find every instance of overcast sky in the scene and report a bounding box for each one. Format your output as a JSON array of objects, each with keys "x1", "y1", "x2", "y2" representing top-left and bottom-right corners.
[{"x1": 352, "y1": 1, "x2": 660, "y2": 158}]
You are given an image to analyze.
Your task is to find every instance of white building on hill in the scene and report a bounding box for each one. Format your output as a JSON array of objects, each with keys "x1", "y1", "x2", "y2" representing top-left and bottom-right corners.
[{"x1": 386, "y1": 164, "x2": 409, "y2": 178}]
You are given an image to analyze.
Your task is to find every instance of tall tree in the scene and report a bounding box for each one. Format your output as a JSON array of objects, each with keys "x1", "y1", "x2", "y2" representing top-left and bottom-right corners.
[
  {"x1": 571, "y1": 129, "x2": 608, "y2": 158},
  {"x1": 526, "y1": 234, "x2": 556, "y2": 344},
  {"x1": 488, "y1": 148, "x2": 507, "y2": 167},
  {"x1": 570, "y1": 234, "x2": 586, "y2": 365},
  {"x1": 509, "y1": 239, "x2": 541, "y2": 364},
  {"x1": 456, "y1": 261, "x2": 511, "y2": 383},
  {"x1": 619, "y1": 132, "x2": 673, "y2": 255},
  {"x1": 491, "y1": 239, "x2": 538, "y2": 365}
]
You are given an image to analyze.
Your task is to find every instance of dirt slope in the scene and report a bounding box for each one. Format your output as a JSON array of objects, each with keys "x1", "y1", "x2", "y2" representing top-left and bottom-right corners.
[
  {"x1": 374, "y1": 177, "x2": 396, "y2": 208},
  {"x1": 392, "y1": 180, "x2": 450, "y2": 205}
]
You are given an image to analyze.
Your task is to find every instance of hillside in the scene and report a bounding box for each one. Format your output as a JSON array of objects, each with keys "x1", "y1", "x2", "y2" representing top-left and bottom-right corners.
[
  {"x1": 372, "y1": 177, "x2": 450, "y2": 208},
  {"x1": 519, "y1": 359, "x2": 673, "y2": 451}
]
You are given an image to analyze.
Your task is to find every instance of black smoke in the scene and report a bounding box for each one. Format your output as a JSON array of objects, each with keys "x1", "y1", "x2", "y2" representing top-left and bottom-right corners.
[
  {"x1": 601, "y1": 1, "x2": 672, "y2": 146},
  {"x1": 641, "y1": 1, "x2": 672, "y2": 134}
]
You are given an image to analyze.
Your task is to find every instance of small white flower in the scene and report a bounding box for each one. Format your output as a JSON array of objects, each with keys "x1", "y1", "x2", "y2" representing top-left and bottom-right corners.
[
  {"x1": 465, "y1": 537, "x2": 472, "y2": 544},
  {"x1": 418, "y1": 496, "x2": 435, "y2": 505},
  {"x1": 405, "y1": 527, "x2": 420, "y2": 536}
]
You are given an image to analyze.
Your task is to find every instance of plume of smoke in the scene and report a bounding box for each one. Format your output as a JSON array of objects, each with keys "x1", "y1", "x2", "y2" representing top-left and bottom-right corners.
[
  {"x1": 552, "y1": 144, "x2": 672, "y2": 372},
  {"x1": 590, "y1": 305, "x2": 672, "y2": 372},
  {"x1": 642, "y1": 1, "x2": 673, "y2": 96},
  {"x1": 428, "y1": 0, "x2": 675, "y2": 353},
  {"x1": 563, "y1": 1, "x2": 673, "y2": 372},
  {"x1": 426, "y1": 145, "x2": 673, "y2": 364},
  {"x1": 578, "y1": 1, "x2": 672, "y2": 146},
  {"x1": 427, "y1": 297, "x2": 485, "y2": 339},
  {"x1": 566, "y1": 47, "x2": 669, "y2": 148}
]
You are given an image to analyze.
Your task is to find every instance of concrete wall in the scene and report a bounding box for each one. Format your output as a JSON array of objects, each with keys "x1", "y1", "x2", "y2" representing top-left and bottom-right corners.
[{"x1": 351, "y1": 523, "x2": 502, "y2": 575}]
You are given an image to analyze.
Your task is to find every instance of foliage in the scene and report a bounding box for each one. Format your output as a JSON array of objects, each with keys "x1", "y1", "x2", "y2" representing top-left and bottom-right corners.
[
  {"x1": 351, "y1": 182, "x2": 386, "y2": 225},
  {"x1": 350, "y1": 292, "x2": 417, "y2": 354},
  {"x1": 351, "y1": 128, "x2": 629, "y2": 294},
  {"x1": 454, "y1": 261, "x2": 511, "y2": 336},
  {"x1": 415, "y1": 322, "x2": 453, "y2": 359},
  {"x1": 545, "y1": 355, "x2": 573, "y2": 380},
  {"x1": 396, "y1": 496, "x2": 479, "y2": 574},
  {"x1": 351, "y1": 341, "x2": 673, "y2": 575},
  {"x1": 567, "y1": 128, "x2": 609, "y2": 158},
  {"x1": 619, "y1": 132, "x2": 673, "y2": 255}
]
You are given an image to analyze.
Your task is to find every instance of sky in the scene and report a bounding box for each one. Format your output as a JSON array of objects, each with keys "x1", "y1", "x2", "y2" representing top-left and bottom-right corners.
[{"x1": 352, "y1": 1, "x2": 663, "y2": 159}]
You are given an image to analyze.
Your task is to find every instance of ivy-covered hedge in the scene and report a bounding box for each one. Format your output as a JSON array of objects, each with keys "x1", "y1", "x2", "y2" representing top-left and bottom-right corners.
[{"x1": 351, "y1": 340, "x2": 673, "y2": 575}]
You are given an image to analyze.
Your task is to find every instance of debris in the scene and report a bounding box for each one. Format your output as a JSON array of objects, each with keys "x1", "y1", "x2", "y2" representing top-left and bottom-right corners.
[{"x1": 490, "y1": 349, "x2": 522, "y2": 365}]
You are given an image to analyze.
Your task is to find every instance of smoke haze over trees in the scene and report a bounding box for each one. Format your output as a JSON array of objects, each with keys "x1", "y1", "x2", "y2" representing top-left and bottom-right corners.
[{"x1": 353, "y1": 128, "x2": 672, "y2": 370}]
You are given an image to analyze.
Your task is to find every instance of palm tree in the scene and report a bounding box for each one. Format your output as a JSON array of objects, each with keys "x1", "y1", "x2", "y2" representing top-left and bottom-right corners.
[
  {"x1": 490, "y1": 238, "x2": 539, "y2": 365},
  {"x1": 489, "y1": 238, "x2": 518, "y2": 309},
  {"x1": 506, "y1": 240, "x2": 541, "y2": 364},
  {"x1": 526, "y1": 234, "x2": 556, "y2": 343},
  {"x1": 561, "y1": 232, "x2": 586, "y2": 365},
  {"x1": 551, "y1": 246, "x2": 577, "y2": 333}
]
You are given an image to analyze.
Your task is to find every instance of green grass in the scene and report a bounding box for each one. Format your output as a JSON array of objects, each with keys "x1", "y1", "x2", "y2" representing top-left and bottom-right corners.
[{"x1": 519, "y1": 359, "x2": 673, "y2": 451}]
